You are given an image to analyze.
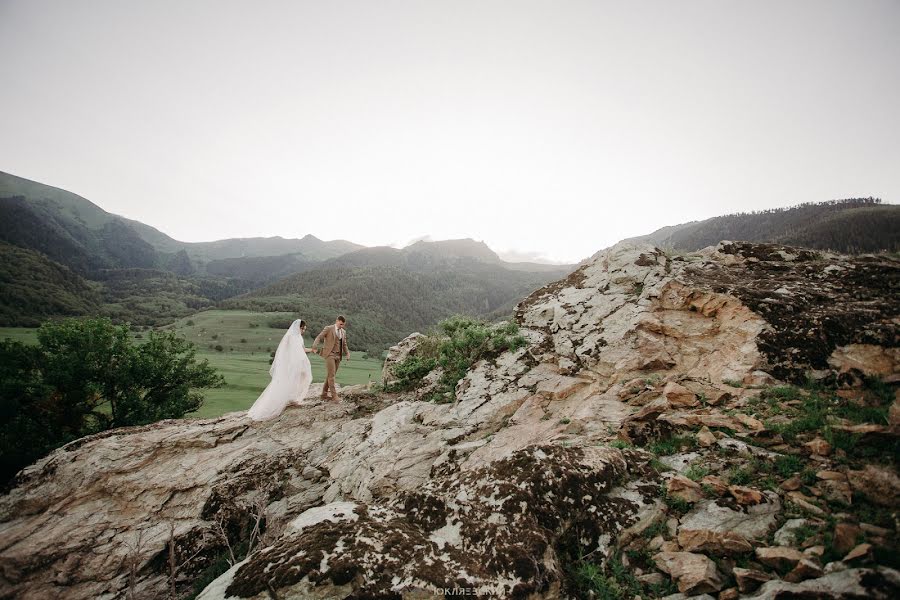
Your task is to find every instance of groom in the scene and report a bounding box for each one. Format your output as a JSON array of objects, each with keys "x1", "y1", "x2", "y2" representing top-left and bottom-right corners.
[{"x1": 312, "y1": 315, "x2": 350, "y2": 401}]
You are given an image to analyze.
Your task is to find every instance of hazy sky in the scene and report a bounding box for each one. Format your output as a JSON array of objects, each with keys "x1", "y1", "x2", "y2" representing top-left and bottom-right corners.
[{"x1": 1, "y1": 1, "x2": 898, "y2": 263}]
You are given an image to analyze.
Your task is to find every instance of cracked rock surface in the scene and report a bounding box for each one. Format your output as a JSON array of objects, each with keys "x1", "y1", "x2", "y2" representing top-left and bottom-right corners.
[{"x1": 1, "y1": 241, "x2": 897, "y2": 599}]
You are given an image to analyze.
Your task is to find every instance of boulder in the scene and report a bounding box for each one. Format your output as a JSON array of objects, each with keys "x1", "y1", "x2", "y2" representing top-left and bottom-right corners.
[
  {"x1": 784, "y1": 558, "x2": 825, "y2": 583},
  {"x1": 663, "y1": 381, "x2": 699, "y2": 407},
  {"x1": 847, "y1": 465, "x2": 900, "y2": 507},
  {"x1": 773, "y1": 518, "x2": 811, "y2": 546},
  {"x1": 890, "y1": 394, "x2": 900, "y2": 427},
  {"x1": 748, "y1": 567, "x2": 900, "y2": 599},
  {"x1": 381, "y1": 332, "x2": 426, "y2": 387},
  {"x1": 755, "y1": 546, "x2": 806, "y2": 572},
  {"x1": 732, "y1": 567, "x2": 773, "y2": 593},
  {"x1": 699, "y1": 475, "x2": 729, "y2": 496},
  {"x1": 729, "y1": 485, "x2": 764, "y2": 505},
  {"x1": 667, "y1": 475, "x2": 705, "y2": 503},
  {"x1": 804, "y1": 437, "x2": 832, "y2": 456},
  {"x1": 780, "y1": 476, "x2": 802, "y2": 491},
  {"x1": 827, "y1": 344, "x2": 900, "y2": 379},
  {"x1": 844, "y1": 543, "x2": 874, "y2": 564},
  {"x1": 653, "y1": 551, "x2": 725, "y2": 595},
  {"x1": 200, "y1": 445, "x2": 644, "y2": 599},
  {"x1": 679, "y1": 493, "x2": 781, "y2": 542},
  {"x1": 696, "y1": 426, "x2": 717, "y2": 447},
  {"x1": 676, "y1": 529, "x2": 753, "y2": 556}
]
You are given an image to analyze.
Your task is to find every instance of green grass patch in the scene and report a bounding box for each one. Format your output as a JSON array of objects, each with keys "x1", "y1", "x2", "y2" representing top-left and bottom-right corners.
[
  {"x1": 774, "y1": 455, "x2": 805, "y2": 478},
  {"x1": 727, "y1": 466, "x2": 754, "y2": 486},
  {"x1": 608, "y1": 440, "x2": 633, "y2": 450},
  {"x1": 642, "y1": 520, "x2": 668, "y2": 540},
  {"x1": 649, "y1": 434, "x2": 697, "y2": 456},
  {"x1": 762, "y1": 385, "x2": 803, "y2": 402},
  {"x1": 565, "y1": 552, "x2": 670, "y2": 600},
  {"x1": 661, "y1": 486, "x2": 692, "y2": 514},
  {"x1": 684, "y1": 465, "x2": 710, "y2": 482},
  {"x1": 649, "y1": 457, "x2": 671, "y2": 472},
  {"x1": 0, "y1": 327, "x2": 39, "y2": 344}
]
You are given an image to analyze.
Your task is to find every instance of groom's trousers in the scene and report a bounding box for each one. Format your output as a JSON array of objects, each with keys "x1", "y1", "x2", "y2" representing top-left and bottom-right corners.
[{"x1": 324, "y1": 356, "x2": 341, "y2": 399}]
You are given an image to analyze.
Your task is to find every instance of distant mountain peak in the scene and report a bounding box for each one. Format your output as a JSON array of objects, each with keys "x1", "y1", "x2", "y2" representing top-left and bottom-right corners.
[{"x1": 402, "y1": 238, "x2": 501, "y2": 263}]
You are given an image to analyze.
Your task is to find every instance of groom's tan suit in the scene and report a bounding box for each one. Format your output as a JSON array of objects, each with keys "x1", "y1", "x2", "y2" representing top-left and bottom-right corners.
[{"x1": 313, "y1": 324, "x2": 349, "y2": 400}]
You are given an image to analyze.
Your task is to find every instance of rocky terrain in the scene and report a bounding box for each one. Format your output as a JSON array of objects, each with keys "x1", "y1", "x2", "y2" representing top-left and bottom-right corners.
[{"x1": 0, "y1": 240, "x2": 898, "y2": 599}]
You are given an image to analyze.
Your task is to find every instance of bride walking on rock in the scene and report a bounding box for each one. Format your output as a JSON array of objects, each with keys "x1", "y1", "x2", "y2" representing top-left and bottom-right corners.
[{"x1": 247, "y1": 319, "x2": 315, "y2": 421}]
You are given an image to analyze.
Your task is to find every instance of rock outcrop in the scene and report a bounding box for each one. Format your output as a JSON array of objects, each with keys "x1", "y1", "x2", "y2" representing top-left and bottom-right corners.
[{"x1": 1, "y1": 241, "x2": 897, "y2": 599}]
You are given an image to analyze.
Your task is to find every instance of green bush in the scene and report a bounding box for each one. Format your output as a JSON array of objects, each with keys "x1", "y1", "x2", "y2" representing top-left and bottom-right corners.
[
  {"x1": 386, "y1": 316, "x2": 526, "y2": 401},
  {"x1": 389, "y1": 356, "x2": 438, "y2": 390},
  {"x1": 0, "y1": 317, "x2": 222, "y2": 486}
]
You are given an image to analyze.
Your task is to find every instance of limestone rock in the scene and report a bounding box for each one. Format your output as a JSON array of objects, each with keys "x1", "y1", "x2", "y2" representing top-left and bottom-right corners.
[
  {"x1": 844, "y1": 543, "x2": 874, "y2": 564},
  {"x1": 536, "y1": 373, "x2": 590, "y2": 400},
  {"x1": 204, "y1": 445, "x2": 641, "y2": 599},
  {"x1": 786, "y1": 491, "x2": 827, "y2": 517},
  {"x1": 667, "y1": 475, "x2": 705, "y2": 503},
  {"x1": 816, "y1": 471, "x2": 852, "y2": 505},
  {"x1": 780, "y1": 476, "x2": 802, "y2": 491},
  {"x1": 755, "y1": 546, "x2": 806, "y2": 572},
  {"x1": 734, "y1": 413, "x2": 765, "y2": 431},
  {"x1": 630, "y1": 396, "x2": 671, "y2": 421},
  {"x1": 847, "y1": 464, "x2": 900, "y2": 507},
  {"x1": 773, "y1": 519, "x2": 811, "y2": 546},
  {"x1": 679, "y1": 493, "x2": 781, "y2": 542},
  {"x1": 827, "y1": 344, "x2": 900, "y2": 379},
  {"x1": 732, "y1": 567, "x2": 773, "y2": 593},
  {"x1": 729, "y1": 485, "x2": 764, "y2": 505},
  {"x1": 676, "y1": 529, "x2": 753, "y2": 556},
  {"x1": 804, "y1": 437, "x2": 832, "y2": 456},
  {"x1": 697, "y1": 426, "x2": 717, "y2": 447},
  {"x1": 749, "y1": 567, "x2": 900, "y2": 599},
  {"x1": 719, "y1": 587, "x2": 740, "y2": 600},
  {"x1": 381, "y1": 332, "x2": 425, "y2": 386},
  {"x1": 784, "y1": 558, "x2": 825, "y2": 583},
  {"x1": 653, "y1": 551, "x2": 725, "y2": 595},
  {"x1": 663, "y1": 381, "x2": 699, "y2": 407},
  {"x1": 890, "y1": 394, "x2": 900, "y2": 427},
  {"x1": 699, "y1": 475, "x2": 729, "y2": 496}
]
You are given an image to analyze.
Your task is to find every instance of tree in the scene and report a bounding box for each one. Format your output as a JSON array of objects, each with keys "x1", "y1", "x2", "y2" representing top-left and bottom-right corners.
[
  {"x1": 0, "y1": 317, "x2": 223, "y2": 486},
  {"x1": 0, "y1": 339, "x2": 58, "y2": 484},
  {"x1": 117, "y1": 329, "x2": 222, "y2": 426}
]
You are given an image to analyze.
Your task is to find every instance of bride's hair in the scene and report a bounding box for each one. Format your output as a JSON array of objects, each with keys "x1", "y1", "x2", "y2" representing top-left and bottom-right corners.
[{"x1": 299, "y1": 320, "x2": 307, "y2": 329}]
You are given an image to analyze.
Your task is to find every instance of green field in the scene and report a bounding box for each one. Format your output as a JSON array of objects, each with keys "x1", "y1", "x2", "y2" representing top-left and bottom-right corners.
[
  {"x1": 0, "y1": 310, "x2": 385, "y2": 419},
  {"x1": 0, "y1": 327, "x2": 38, "y2": 344}
]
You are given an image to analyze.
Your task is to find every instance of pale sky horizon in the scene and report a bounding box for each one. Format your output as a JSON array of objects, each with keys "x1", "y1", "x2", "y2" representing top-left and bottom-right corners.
[{"x1": 1, "y1": 1, "x2": 898, "y2": 263}]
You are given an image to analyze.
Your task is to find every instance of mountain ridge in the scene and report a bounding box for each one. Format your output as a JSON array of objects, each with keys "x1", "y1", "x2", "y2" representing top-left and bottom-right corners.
[{"x1": 622, "y1": 198, "x2": 899, "y2": 255}]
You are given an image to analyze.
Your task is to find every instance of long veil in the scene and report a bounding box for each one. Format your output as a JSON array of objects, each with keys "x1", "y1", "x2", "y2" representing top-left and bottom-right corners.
[{"x1": 248, "y1": 318, "x2": 313, "y2": 421}]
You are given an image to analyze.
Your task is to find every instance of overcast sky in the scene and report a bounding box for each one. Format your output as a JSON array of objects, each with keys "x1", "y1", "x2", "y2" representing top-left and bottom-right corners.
[{"x1": 1, "y1": 1, "x2": 898, "y2": 263}]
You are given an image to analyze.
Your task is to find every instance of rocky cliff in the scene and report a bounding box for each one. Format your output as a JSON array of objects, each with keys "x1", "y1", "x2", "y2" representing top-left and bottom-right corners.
[{"x1": 1, "y1": 241, "x2": 898, "y2": 600}]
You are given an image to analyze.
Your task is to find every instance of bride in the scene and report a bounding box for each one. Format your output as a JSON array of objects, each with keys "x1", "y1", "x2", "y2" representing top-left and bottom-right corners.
[{"x1": 248, "y1": 319, "x2": 315, "y2": 421}]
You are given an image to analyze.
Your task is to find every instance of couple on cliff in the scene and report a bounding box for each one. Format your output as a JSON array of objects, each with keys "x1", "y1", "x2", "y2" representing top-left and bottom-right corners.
[{"x1": 247, "y1": 316, "x2": 351, "y2": 421}]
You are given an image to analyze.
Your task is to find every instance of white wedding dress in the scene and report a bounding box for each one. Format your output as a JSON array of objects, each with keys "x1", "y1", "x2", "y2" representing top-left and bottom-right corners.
[{"x1": 247, "y1": 319, "x2": 313, "y2": 421}]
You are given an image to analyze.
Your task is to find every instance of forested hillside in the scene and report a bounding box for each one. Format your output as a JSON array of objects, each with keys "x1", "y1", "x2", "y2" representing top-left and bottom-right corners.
[
  {"x1": 225, "y1": 251, "x2": 570, "y2": 353},
  {"x1": 627, "y1": 198, "x2": 899, "y2": 254},
  {"x1": 0, "y1": 242, "x2": 102, "y2": 326}
]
